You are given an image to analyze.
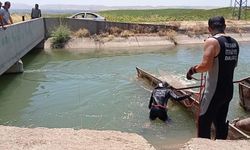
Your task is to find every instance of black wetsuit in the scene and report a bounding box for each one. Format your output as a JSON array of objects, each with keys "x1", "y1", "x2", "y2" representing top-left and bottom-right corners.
[
  {"x1": 198, "y1": 35, "x2": 239, "y2": 139},
  {"x1": 148, "y1": 86, "x2": 190, "y2": 122}
]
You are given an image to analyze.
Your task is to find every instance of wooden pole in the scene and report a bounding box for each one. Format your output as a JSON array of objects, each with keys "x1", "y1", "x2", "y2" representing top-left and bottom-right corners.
[{"x1": 175, "y1": 85, "x2": 201, "y2": 91}]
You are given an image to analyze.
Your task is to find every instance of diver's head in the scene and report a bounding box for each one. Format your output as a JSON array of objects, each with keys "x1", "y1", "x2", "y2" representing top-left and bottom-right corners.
[
  {"x1": 158, "y1": 82, "x2": 164, "y2": 88},
  {"x1": 157, "y1": 82, "x2": 173, "y2": 89},
  {"x1": 157, "y1": 82, "x2": 171, "y2": 88}
]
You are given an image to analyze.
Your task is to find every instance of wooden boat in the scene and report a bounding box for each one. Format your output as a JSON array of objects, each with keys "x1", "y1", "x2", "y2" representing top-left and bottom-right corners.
[
  {"x1": 136, "y1": 66, "x2": 250, "y2": 139},
  {"x1": 238, "y1": 77, "x2": 250, "y2": 111},
  {"x1": 228, "y1": 118, "x2": 250, "y2": 139}
]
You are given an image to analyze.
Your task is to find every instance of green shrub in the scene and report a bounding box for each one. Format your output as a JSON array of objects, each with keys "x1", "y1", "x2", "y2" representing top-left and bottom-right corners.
[{"x1": 51, "y1": 25, "x2": 71, "y2": 48}]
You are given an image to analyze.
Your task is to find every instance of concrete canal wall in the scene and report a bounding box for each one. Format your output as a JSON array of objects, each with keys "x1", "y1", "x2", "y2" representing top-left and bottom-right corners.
[{"x1": 44, "y1": 18, "x2": 177, "y2": 37}]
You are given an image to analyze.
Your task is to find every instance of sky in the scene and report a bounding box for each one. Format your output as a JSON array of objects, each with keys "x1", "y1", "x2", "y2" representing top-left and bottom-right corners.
[{"x1": 9, "y1": 0, "x2": 231, "y2": 7}]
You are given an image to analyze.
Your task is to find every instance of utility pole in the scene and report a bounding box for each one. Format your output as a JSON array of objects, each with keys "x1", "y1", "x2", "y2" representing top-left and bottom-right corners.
[{"x1": 232, "y1": 0, "x2": 248, "y2": 20}]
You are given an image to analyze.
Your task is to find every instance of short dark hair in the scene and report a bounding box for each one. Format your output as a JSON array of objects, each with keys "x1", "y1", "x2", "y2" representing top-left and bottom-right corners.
[
  {"x1": 4, "y1": 1, "x2": 10, "y2": 5},
  {"x1": 208, "y1": 16, "x2": 226, "y2": 32}
]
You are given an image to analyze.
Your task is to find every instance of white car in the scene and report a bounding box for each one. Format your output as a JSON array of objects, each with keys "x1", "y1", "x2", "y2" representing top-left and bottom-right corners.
[{"x1": 68, "y1": 12, "x2": 106, "y2": 21}]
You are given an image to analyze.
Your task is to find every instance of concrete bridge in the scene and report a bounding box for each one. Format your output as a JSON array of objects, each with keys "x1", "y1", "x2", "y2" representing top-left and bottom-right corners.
[
  {"x1": 0, "y1": 18, "x2": 45, "y2": 75},
  {"x1": 0, "y1": 18, "x2": 177, "y2": 76}
]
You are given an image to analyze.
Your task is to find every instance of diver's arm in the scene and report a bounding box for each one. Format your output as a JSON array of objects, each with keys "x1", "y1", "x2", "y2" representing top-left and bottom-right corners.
[{"x1": 148, "y1": 92, "x2": 154, "y2": 109}]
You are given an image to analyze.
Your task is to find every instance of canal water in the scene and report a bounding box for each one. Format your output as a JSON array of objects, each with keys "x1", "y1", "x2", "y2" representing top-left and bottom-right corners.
[{"x1": 0, "y1": 43, "x2": 249, "y2": 149}]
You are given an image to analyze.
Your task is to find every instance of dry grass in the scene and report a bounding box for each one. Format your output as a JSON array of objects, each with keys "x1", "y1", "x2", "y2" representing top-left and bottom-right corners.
[
  {"x1": 158, "y1": 29, "x2": 177, "y2": 45},
  {"x1": 166, "y1": 21, "x2": 181, "y2": 30},
  {"x1": 97, "y1": 32, "x2": 115, "y2": 42},
  {"x1": 185, "y1": 22, "x2": 208, "y2": 37},
  {"x1": 105, "y1": 35, "x2": 115, "y2": 42},
  {"x1": 108, "y1": 27, "x2": 123, "y2": 36},
  {"x1": 120, "y1": 30, "x2": 135, "y2": 38},
  {"x1": 11, "y1": 13, "x2": 31, "y2": 23},
  {"x1": 226, "y1": 20, "x2": 244, "y2": 36},
  {"x1": 99, "y1": 32, "x2": 110, "y2": 37},
  {"x1": 158, "y1": 30, "x2": 167, "y2": 36},
  {"x1": 179, "y1": 20, "x2": 249, "y2": 37},
  {"x1": 131, "y1": 25, "x2": 157, "y2": 34},
  {"x1": 74, "y1": 28, "x2": 90, "y2": 38}
]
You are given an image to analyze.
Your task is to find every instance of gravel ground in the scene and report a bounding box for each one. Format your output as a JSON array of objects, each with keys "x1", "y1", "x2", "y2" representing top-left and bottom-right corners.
[
  {"x1": 181, "y1": 138, "x2": 250, "y2": 150},
  {"x1": 0, "y1": 125, "x2": 155, "y2": 150}
]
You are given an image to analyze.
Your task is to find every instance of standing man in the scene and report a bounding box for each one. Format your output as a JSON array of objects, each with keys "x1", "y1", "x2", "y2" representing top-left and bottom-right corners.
[
  {"x1": 186, "y1": 16, "x2": 239, "y2": 139},
  {"x1": 0, "y1": 1, "x2": 13, "y2": 25},
  {"x1": 31, "y1": 4, "x2": 41, "y2": 19},
  {"x1": 0, "y1": 2, "x2": 2, "y2": 9}
]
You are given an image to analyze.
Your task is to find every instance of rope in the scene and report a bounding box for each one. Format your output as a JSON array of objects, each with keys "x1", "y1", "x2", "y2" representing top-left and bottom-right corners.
[{"x1": 183, "y1": 73, "x2": 206, "y2": 108}]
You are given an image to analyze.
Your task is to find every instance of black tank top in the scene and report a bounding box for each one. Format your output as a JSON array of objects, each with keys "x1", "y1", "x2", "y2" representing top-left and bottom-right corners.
[{"x1": 215, "y1": 35, "x2": 239, "y2": 94}]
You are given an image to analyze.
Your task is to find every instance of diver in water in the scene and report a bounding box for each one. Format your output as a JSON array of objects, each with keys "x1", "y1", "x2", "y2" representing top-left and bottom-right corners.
[{"x1": 148, "y1": 82, "x2": 191, "y2": 123}]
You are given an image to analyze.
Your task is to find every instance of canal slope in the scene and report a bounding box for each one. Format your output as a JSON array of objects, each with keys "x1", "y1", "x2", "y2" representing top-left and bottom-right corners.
[{"x1": 45, "y1": 33, "x2": 250, "y2": 50}]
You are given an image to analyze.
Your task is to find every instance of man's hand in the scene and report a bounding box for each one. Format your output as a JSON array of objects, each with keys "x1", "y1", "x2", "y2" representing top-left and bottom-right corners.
[
  {"x1": 0, "y1": 25, "x2": 6, "y2": 30},
  {"x1": 186, "y1": 66, "x2": 197, "y2": 80},
  {"x1": 2, "y1": 26, "x2": 7, "y2": 30}
]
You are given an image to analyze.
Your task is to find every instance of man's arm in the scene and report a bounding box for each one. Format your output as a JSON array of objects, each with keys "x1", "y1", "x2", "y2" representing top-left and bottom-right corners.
[
  {"x1": 186, "y1": 37, "x2": 219, "y2": 80},
  {"x1": 0, "y1": 15, "x2": 3, "y2": 26},
  {"x1": 39, "y1": 10, "x2": 41, "y2": 17},
  {"x1": 195, "y1": 38, "x2": 219, "y2": 73},
  {"x1": 0, "y1": 11, "x2": 4, "y2": 29},
  {"x1": 0, "y1": 15, "x2": 6, "y2": 29}
]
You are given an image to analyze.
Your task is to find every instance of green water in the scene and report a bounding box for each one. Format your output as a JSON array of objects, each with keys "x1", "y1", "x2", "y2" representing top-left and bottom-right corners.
[{"x1": 0, "y1": 44, "x2": 249, "y2": 149}]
